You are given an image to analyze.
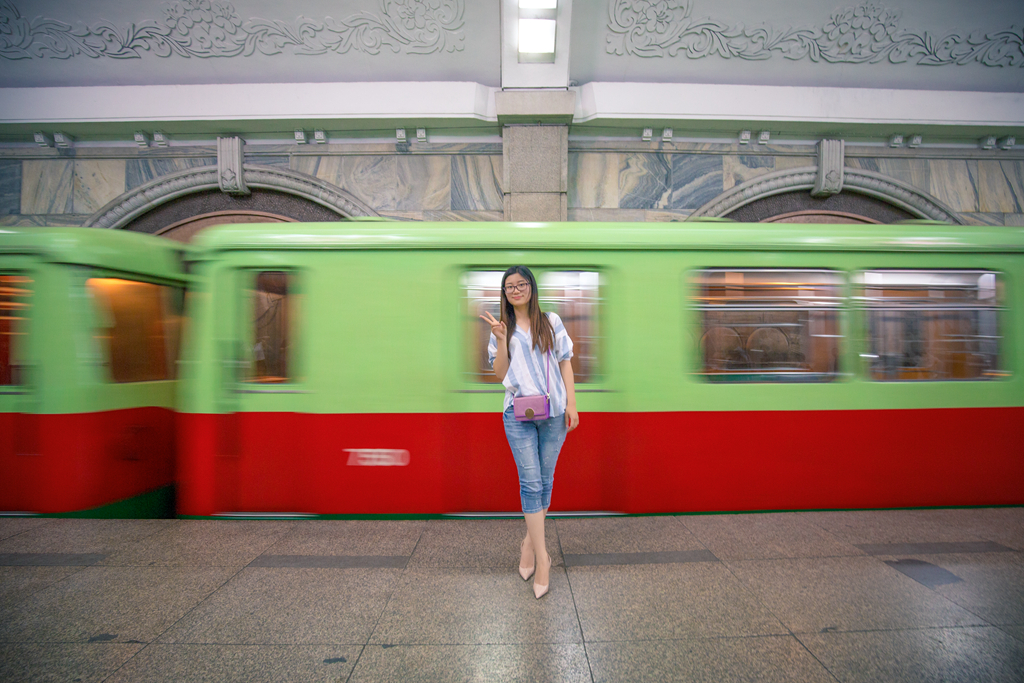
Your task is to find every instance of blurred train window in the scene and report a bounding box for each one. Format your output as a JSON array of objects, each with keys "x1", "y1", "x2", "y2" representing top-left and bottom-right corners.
[
  {"x1": 247, "y1": 271, "x2": 293, "y2": 383},
  {"x1": 463, "y1": 270, "x2": 602, "y2": 383},
  {"x1": 693, "y1": 269, "x2": 843, "y2": 383},
  {"x1": 1, "y1": 274, "x2": 32, "y2": 386},
  {"x1": 87, "y1": 278, "x2": 183, "y2": 383},
  {"x1": 855, "y1": 270, "x2": 1004, "y2": 381}
]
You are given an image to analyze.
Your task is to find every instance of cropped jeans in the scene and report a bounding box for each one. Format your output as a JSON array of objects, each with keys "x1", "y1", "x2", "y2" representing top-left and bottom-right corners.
[{"x1": 502, "y1": 407, "x2": 568, "y2": 514}]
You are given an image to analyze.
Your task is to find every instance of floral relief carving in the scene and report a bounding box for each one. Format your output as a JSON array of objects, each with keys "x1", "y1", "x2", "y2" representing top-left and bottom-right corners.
[
  {"x1": 0, "y1": 0, "x2": 464, "y2": 60},
  {"x1": 606, "y1": 0, "x2": 1023, "y2": 67}
]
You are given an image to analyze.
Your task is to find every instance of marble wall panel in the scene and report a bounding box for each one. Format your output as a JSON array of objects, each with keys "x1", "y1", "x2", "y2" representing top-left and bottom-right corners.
[
  {"x1": 773, "y1": 156, "x2": 816, "y2": 171},
  {"x1": 846, "y1": 158, "x2": 931, "y2": 193},
  {"x1": 73, "y1": 159, "x2": 127, "y2": 214},
  {"x1": 21, "y1": 160, "x2": 73, "y2": 214},
  {"x1": 568, "y1": 208, "x2": 646, "y2": 222},
  {"x1": 977, "y1": 160, "x2": 1024, "y2": 213},
  {"x1": 289, "y1": 156, "x2": 320, "y2": 177},
  {"x1": 244, "y1": 155, "x2": 289, "y2": 167},
  {"x1": 723, "y1": 155, "x2": 775, "y2": 191},
  {"x1": 620, "y1": 153, "x2": 671, "y2": 209},
  {"x1": 396, "y1": 155, "x2": 450, "y2": 211},
  {"x1": 0, "y1": 160, "x2": 20, "y2": 215},
  {"x1": 380, "y1": 210, "x2": 504, "y2": 222},
  {"x1": 318, "y1": 156, "x2": 397, "y2": 211},
  {"x1": 929, "y1": 160, "x2": 980, "y2": 212},
  {"x1": 669, "y1": 155, "x2": 724, "y2": 211},
  {"x1": 125, "y1": 157, "x2": 216, "y2": 191},
  {"x1": 645, "y1": 210, "x2": 693, "y2": 222},
  {"x1": 568, "y1": 153, "x2": 620, "y2": 209},
  {"x1": 0, "y1": 214, "x2": 89, "y2": 227},
  {"x1": 1004, "y1": 214, "x2": 1024, "y2": 226},
  {"x1": 958, "y1": 212, "x2": 1005, "y2": 226},
  {"x1": 451, "y1": 156, "x2": 503, "y2": 211}
]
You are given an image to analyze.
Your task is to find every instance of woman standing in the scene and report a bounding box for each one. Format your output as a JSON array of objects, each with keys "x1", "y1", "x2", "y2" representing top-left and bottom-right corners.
[{"x1": 480, "y1": 266, "x2": 579, "y2": 599}]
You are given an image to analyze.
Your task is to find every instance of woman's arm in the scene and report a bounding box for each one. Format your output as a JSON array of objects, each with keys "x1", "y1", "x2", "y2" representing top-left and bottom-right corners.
[
  {"x1": 560, "y1": 359, "x2": 579, "y2": 432},
  {"x1": 480, "y1": 311, "x2": 509, "y2": 381}
]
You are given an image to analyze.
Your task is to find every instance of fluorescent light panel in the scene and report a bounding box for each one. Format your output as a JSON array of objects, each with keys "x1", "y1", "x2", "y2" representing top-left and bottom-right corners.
[{"x1": 519, "y1": 18, "x2": 556, "y2": 53}]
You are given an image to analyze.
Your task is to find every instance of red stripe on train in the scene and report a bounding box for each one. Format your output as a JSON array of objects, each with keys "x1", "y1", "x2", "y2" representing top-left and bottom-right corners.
[
  {"x1": 0, "y1": 408, "x2": 175, "y2": 513},
  {"x1": 176, "y1": 407, "x2": 1024, "y2": 516}
]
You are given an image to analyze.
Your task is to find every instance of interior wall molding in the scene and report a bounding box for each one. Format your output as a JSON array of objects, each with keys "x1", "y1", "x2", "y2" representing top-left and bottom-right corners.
[
  {"x1": 688, "y1": 165, "x2": 965, "y2": 224},
  {"x1": 85, "y1": 163, "x2": 377, "y2": 230},
  {"x1": 0, "y1": 0, "x2": 464, "y2": 60},
  {"x1": 606, "y1": 1, "x2": 1023, "y2": 68}
]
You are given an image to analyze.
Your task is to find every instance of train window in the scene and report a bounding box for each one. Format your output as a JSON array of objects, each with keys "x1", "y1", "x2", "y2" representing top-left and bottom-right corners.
[
  {"x1": 1, "y1": 274, "x2": 32, "y2": 386},
  {"x1": 693, "y1": 269, "x2": 843, "y2": 383},
  {"x1": 246, "y1": 271, "x2": 293, "y2": 383},
  {"x1": 463, "y1": 270, "x2": 602, "y2": 383},
  {"x1": 538, "y1": 271, "x2": 601, "y2": 383},
  {"x1": 87, "y1": 278, "x2": 181, "y2": 383},
  {"x1": 855, "y1": 270, "x2": 1004, "y2": 381}
]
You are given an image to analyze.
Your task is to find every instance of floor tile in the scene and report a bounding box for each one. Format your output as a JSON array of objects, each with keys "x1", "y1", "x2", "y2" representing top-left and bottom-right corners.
[
  {"x1": 799, "y1": 626, "x2": 1024, "y2": 683},
  {"x1": 798, "y1": 509, "x2": 987, "y2": 545},
  {"x1": 103, "y1": 644, "x2": 360, "y2": 683},
  {"x1": 0, "y1": 519, "x2": 172, "y2": 555},
  {"x1": 350, "y1": 643, "x2": 591, "y2": 683},
  {"x1": 556, "y1": 515, "x2": 703, "y2": 554},
  {"x1": 0, "y1": 565, "x2": 84, "y2": 610},
  {"x1": 265, "y1": 519, "x2": 425, "y2": 556},
  {"x1": 569, "y1": 563, "x2": 787, "y2": 641},
  {"x1": 726, "y1": 556, "x2": 985, "y2": 633},
  {"x1": 0, "y1": 566, "x2": 237, "y2": 643},
  {"x1": 587, "y1": 636, "x2": 835, "y2": 683},
  {"x1": 408, "y1": 519, "x2": 562, "y2": 568},
  {"x1": 931, "y1": 507, "x2": 1024, "y2": 551},
  {"x1": 997, "y1": 623, "x2": 1024, "y2": 642},
  {"x1": 370, "y1": 567, "x2": 581, "y2": 645},
  {"x1": 158, "y1": 567, "x2": 401, "y2": 645},
  {"x1": 683, "y1": 512, "x2": 862, "y2": 560},
  {"x1": 927, "y1": 552, "x2": 1024, "y2": 626},
  {"x1": 100, "y1": 520, "x2": 295, "y2": 567},
  {"x1": 0, "y1": 643, "x2": 144, "y2": 683},
  {"x1": 0, "y1": 518, "x2": 55, "y2": 541}
]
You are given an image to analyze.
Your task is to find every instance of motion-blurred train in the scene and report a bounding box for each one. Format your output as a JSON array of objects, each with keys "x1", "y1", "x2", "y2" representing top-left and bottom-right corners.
[{"x1": 3, "y1": 221, "x2": 1022, "y2": 518}]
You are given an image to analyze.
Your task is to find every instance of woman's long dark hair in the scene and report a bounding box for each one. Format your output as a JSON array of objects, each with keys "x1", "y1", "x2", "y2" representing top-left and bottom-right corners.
[{"x1": 500, "y1": 265, "x2": 554, "y2": 360}]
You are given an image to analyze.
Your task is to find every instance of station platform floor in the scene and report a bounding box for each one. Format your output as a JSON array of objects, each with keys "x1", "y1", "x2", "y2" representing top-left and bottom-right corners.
[{"x1": 1, "y1": 507, "x2": 1022, "y2": 682}]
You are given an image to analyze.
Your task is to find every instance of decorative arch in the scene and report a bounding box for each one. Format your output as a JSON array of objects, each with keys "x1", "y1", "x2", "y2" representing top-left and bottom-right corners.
[
  {"x1": 85, "y1": 163, "x2": 378, "y2": 231},
  {"x1": 688, "y1": 166, "x2": 965, "y2": 224}
]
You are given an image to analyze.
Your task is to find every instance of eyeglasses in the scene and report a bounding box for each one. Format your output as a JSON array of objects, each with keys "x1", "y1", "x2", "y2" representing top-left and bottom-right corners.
[{"x1": 504, "y1": 282, "x2": 531, "y2": 294}]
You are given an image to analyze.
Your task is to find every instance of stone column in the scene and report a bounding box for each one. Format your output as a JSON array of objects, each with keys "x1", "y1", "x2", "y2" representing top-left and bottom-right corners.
[{"x1": 496, "y1": 90, "x2": 575, "y2": 222}]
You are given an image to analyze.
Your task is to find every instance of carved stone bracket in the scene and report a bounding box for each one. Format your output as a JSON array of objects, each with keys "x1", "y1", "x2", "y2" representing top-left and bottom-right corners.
[
  {"x1": 689, "y1": 165, "x2": 964, "y2": 224},
  {"x1": 85, "y1": 163, "x2": 378, "y2": 231},
  {"x1": 217, "y1": 137, "x2": 249, "y2": 195},
  {"x1": 812, "y1": 139, "x2": 845, "y2": 198}
]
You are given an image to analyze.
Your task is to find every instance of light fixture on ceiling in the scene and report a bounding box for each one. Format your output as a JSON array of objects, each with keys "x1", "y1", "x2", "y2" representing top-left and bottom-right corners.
[
  {"x1": 641, "y1": 127, "x2": 653, "y2": 141},
  {"x1": 133, "y1": 132, "x2": 150, "y2": 148},
  {"x1": 907, "y1": 134, "x2": 922, "y2": 148},
  {"x1": 979, "y1": 135, "x2": 997, "y2": 150},
  {"x1": 662, "y1": 128, "x2": 673, "y2": 142},
  {"x1": 152, "y1": 131, "x2": 170, "y2": 147},
  {"x1": 518, "y1": 0, "x2": 557, "y2": 63},
  {"x1": 889, "y1": 134, "x2": 904, "y2": 147},
  {"x1": 757, "y1": 130, "x2": 770, "y2": 145},
  {"x1": 313, "y1": 129, "x2": 327, "y2": 144},
  {"x1": 396, "y1": 128, "x2": 407, "y2": 143},
  {"x1": 52, "y1": 132, "x2": 73, "y2": 148},
  {"x1": 294, "y1": 130, "x2": 307, "y2": 144},
  {"x1": 416, "y1": 128, "x2": 427, "y2": 142},
  {"x1": 998, "y1": 136, "x2": 1015, "y2": 150},
  {"x1": 738, "y1": 130, "x2": 751, "y2": 145},
  {"x1": 33, "y1": 132, "x2": 53, "y2": 148}
]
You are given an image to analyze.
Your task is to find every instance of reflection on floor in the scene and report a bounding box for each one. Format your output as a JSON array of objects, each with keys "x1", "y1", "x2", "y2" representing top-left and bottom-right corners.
[{"x1": 1, "y1": 508, "x2": 1022, "y2": 682}]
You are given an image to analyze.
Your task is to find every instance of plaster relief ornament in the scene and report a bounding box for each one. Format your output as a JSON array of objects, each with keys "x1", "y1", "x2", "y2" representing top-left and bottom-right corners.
[
  {"x1": 0, "y1": 0, "x2": 464, "y2": 60},
  {"x1": 605, "y1": 0, "x2": 1023, "y2": 67}
]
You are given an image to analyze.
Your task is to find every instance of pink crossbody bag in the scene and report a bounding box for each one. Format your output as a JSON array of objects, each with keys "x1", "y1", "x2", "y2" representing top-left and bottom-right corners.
[{"x1": 513, "y1": 349, "x2": 552, "y2": 421}]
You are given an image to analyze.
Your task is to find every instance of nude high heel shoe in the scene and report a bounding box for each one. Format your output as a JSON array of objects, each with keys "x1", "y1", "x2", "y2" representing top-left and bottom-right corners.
[
  {"x1": 533, "y1": 553, "x2": 552, "y2": 599},
  {"x1": 518, "y1": 537, "x2": 535, "y2": 581}
]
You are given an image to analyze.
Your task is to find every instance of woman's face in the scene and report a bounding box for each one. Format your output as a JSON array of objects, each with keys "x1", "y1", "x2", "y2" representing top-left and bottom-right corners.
[{"x1": 504, "y1": 273, "x2": 531, "y2": 307}]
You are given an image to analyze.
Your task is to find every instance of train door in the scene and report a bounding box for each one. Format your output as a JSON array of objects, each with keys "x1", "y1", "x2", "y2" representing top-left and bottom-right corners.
[
  {"x1": 217, "y1": 268, "x2": 306, "y2": 514},
  {"x1": 0, "y1": 265, "x2": 40, "y2": 511}
]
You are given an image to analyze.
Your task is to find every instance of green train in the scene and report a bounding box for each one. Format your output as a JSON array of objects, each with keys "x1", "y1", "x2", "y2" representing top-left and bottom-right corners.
[
  {"x1": 175, "y1": 220, "x2": 1024, "y2": 517},
  {"x1": 1, "y1": 228, "x2": 188, "y2": 517}
]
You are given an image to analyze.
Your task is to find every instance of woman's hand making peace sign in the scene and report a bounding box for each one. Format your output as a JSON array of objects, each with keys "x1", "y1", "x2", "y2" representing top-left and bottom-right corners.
[{"x1": 479, "y1": 310, "x2": 507, "y2": 343}]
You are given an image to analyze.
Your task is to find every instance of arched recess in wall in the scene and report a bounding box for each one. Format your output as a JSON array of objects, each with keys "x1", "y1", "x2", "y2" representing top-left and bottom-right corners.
[
  {"x1": 85, "y1": 164, "x2": 379, "y2": 241},
  {"x1": 688, "y1": 166, "x2": 965, "y2": 224}
]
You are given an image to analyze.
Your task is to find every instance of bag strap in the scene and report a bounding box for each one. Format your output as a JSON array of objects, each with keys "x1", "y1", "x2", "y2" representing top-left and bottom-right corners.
[{"x1": 545, "y1": 348, "x2": 551, "y2": 397}]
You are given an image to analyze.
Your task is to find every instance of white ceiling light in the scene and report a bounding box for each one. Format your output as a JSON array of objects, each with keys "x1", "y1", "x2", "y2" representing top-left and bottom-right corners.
[{"x1": 518, "y1": 0, "x2": 557, "y2": 63}]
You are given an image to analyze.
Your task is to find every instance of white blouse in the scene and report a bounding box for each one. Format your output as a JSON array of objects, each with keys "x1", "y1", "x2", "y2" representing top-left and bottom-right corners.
[{"x1": 488, "y1": 312, "x2": 574, "y2": 416}]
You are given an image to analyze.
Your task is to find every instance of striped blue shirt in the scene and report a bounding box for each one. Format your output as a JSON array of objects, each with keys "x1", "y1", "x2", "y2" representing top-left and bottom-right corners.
[{"x1": 488, "y1": 312, "x2": 574, "y2": 416}]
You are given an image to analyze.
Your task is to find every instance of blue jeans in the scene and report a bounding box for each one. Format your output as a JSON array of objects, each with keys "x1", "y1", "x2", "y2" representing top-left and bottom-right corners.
[{"x1": 503, "y1": 407, "x2": 568, "y2": 514}]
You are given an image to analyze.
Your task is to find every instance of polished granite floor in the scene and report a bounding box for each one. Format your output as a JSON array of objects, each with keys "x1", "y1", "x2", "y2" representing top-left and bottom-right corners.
[{"x1": 0, "y1": 508, "x2": 1022, "y2": 682}]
